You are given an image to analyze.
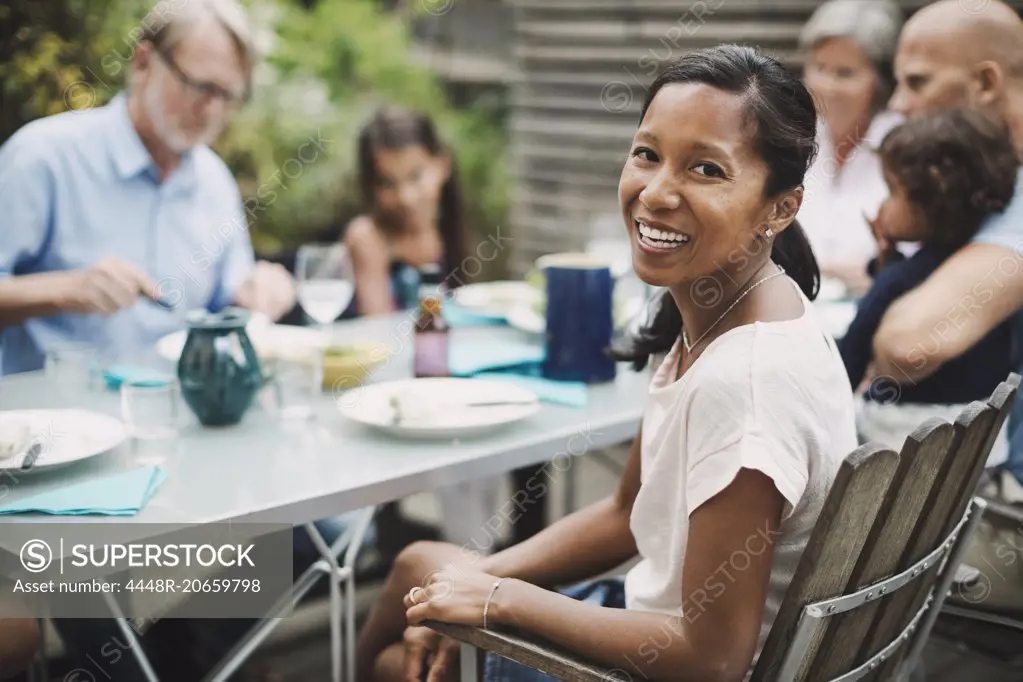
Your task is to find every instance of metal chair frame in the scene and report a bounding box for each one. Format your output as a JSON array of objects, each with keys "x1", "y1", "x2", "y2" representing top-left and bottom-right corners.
[{"x1": 27, "y1": 506, "x2": 377, "y2": 682}]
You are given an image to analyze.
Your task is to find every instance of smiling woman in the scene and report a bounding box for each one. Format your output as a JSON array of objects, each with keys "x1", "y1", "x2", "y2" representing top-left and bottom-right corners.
[{"x1": 355, "y1": 45, "x2": 858, "y2": 682}]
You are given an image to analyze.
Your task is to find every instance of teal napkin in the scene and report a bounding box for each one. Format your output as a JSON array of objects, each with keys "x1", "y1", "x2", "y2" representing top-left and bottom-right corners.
[
  {"x1": 103, "y1": 365, "x2": 175, "y2": 391},
  {"x1": 443, "y1": 301, "x2": 507, "y2": 328},
  {"x1": 0, "y1": 466, "x2": 167, "y2": 516},
  {"x1": 449, "y1": 338, "x2": 545, "y2": 377},
  {"x1": 447, "y1": 339, "x2": 588, "y2": 407}
]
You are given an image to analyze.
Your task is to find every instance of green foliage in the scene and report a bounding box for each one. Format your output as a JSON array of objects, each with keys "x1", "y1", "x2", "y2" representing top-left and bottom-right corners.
[
  {"x1": 1, "y1": 0, "x2": 510, "y2": 263},
  {"x1": 220, "y1": 0, "x2": 510, "y2": 257},
  {"x1": 0, "y1": 0, "x2": 142, "y2": 136}
]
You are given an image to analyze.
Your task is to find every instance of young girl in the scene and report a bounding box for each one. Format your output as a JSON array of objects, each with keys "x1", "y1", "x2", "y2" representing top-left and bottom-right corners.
[
  {"x1": 355, "y1": 45, "x2": 857, "y2": 682},
  {"x1": 343, "y1": 107, "x2": 469, "y2": 316},
  {"x1": 343, "y1": 107, "x2": 501, "y2": 554},
  {"x1": 838, "y1": 109, "x2": 1019, "y2": 464}
]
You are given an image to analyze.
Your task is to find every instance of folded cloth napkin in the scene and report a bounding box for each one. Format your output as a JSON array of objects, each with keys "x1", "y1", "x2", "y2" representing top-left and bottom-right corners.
[
  {"x1": 0, "y1": 466, "x2": 167, "y2": 516},
  {"x1": 448, "y1": 338, "x2": 545, "y2": 377},
  {"x1": 103, "y1": 366, "x2": 175, "y2": 391},
  {"x1": 447, "y1": 339, "x2": 588, "y2": 407},
  {"x1": 443, "y1": 301, "x2": 507, "y2": 328}
]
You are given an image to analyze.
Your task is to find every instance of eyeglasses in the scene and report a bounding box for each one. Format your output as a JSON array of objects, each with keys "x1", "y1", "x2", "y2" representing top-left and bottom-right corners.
[{"x1": 153, "y1": 47, "x2": 249, "y2": 107}]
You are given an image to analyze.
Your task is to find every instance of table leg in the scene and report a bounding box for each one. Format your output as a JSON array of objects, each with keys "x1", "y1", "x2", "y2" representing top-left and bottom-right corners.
[
  {"x1": 201, "y1": 510, "x2": 374, "y2": 682},
  {"x1": 202, "y1": 559, "x2": 346, "y2": 682},
  {"x1": 101, "y1": 591, "x2": 160, "y2": 682},
  {"x1": 304, "y1": 521, "x2": 343, "y2": 682},
  {"x1": 511, "y1": 467, "x2": 547, "y2": 544},
  {"x1": 304, "y1": 506, "x2": 376, "y2": 682},
  {"x1": 344, "y1": 507, "x2": 377, "y2": 682},
  {"x1": 563, "y1": 460, "x2": 576, "y2": 519}
]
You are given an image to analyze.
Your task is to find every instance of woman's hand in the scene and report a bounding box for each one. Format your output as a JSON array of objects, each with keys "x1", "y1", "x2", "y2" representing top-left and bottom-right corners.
[{"x1": 403, "y1": 565, "x2": 506, "y2": 628}]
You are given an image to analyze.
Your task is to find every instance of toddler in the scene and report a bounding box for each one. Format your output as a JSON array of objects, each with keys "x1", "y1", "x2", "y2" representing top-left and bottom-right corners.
[{"x1": 838, "y1": 108, "x2": 1020, "y2": 462}]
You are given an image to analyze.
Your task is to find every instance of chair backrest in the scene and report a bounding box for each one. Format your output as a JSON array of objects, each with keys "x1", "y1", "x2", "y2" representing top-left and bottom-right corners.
[{"x1": 750, "y1": 374, "x2": 1019, "y2": 682}]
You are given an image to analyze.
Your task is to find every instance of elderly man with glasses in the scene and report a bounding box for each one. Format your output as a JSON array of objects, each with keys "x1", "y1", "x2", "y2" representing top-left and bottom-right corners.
[
  {"x1": 0, "y1": 0, "x2": 296, "y2": 375},
  {"x1": 0, "y1": 1, "x2": 345, "y2": 679}
]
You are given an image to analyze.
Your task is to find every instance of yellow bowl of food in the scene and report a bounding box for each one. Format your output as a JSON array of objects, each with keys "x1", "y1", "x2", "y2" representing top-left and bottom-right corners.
[{"x1": 322, "y1": 342, "x2": 389, "y2": 392}]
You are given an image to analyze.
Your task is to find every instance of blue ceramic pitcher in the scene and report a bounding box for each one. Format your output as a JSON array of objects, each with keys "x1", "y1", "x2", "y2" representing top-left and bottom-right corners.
[{"x1": 177, "y1": 308, "x2": 263, "y2": 427}]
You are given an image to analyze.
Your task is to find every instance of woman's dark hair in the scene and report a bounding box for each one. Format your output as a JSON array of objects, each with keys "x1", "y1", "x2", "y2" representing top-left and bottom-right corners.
[
  {"x1": 356, "y1": 107, "x2": 469, "y2": 284},
  {"x1": 879, "y1": 109, "x2": 1019, "y2": 250},
  {"x1": 615, "y1": 44, "x2": 822, "y2": 370}
]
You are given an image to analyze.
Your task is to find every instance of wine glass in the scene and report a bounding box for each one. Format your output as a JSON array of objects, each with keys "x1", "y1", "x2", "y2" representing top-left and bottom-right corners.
[{"x1": 296, "y1": 243, "x2": 356, "y2": 339}]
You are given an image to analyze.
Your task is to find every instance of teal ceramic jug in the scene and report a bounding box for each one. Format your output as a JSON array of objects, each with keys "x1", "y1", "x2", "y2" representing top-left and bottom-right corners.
[{"x1": 177, "y1": 308, "x2": 263, "y2": 427}]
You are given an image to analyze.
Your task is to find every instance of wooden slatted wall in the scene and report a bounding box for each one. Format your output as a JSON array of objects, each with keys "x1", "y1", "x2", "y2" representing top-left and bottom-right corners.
[{"x1": 505, "y1": 0, "x2": 1023, "y2": 274}]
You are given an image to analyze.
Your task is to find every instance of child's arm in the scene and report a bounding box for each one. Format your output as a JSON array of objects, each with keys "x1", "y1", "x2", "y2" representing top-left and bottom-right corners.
[{"x1": 838, "y1": 252, "x2": 942, "y2": 389}]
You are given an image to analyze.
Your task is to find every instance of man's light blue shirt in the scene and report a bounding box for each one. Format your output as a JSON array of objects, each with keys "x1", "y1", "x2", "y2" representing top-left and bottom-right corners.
[
  {"x1": 0, "y1": 94, "x2": 254, "y2": 374},
  {"x1": 973, "y1": 173, "x2": 1023, "y2": 482}
]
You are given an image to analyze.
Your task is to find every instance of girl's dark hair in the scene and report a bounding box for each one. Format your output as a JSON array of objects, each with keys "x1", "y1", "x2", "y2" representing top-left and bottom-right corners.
[
  {"x1": 615, "y1": 44, "x2": 822, "y2": 370},
  {"x1": 879, "y1": 109, "x2": 1020, "y2": 250},
  {"x1": 356, "y1": 107, "x2": 469, "y2": 284}
]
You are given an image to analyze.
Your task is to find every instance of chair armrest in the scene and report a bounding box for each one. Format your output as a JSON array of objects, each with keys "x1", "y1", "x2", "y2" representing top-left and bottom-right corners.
[
  {"x1": 425, "y1": 621, "x2": 619, "y2": 682},
  {"x1": 983, "y1": 498, "x2": 1023, "y2": 526}
]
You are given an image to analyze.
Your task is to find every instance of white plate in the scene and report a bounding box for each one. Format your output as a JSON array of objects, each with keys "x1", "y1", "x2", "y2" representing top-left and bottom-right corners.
[
  {"x1": 155, "y1": 314, "x2": 326, "y2": 362},
  {"x1": 338, "y1": 378, "x2": 541, "y2": 439},
  {"x1": 506, "y1": 304, "x2": 546, "y2": 336},
  {"x1": 0, "y1": 409, "x2": 128, "y2": 474},
  {"x1": 453, "y1": 282, "x2": 543, "y2": 318}
]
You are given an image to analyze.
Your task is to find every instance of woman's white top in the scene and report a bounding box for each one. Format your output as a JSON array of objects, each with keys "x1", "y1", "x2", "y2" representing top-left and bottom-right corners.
[
  {"x1": 624, "y1": 279, "x2": 858, "y2": 671},
  {"x1": 797, "y1": 110, "x2": 904, "y2": 270}
]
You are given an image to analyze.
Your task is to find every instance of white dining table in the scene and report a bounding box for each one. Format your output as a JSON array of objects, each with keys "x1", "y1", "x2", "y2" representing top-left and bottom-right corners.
[
  {"x1": 0, "y1": 298, "x2": 853, "y2": 682},
  {"x1": 0, "y1": 312, "x2": 651, "y2": 682},
  {"x1": 0, "y1": 314, "x2": 649, "y2": 534}
]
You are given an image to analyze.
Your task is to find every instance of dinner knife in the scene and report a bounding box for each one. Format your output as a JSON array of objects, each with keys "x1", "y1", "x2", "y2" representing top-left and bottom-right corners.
[
  {"x1": 389, "y1": 398, "x2": 540, "y2": 425},
  {"x1": 20, "y1": 442, "x2": 42, "y2": 471}
]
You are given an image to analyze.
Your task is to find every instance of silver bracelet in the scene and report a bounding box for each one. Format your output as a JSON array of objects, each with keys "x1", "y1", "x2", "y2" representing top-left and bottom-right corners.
[{"x1": 482, "y1": 577, "x2": 506, "y2": 630}]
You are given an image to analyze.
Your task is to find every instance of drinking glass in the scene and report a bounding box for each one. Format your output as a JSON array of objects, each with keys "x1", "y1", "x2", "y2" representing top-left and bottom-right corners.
[
  {"x1": 121, "y1": 379, "x2": 181, "y2": 464},
  {"x1": 296, "y1": 243, "x2": 355, "y2": 338},
  {"x1": 272, "y1": 345, "x2": 324, "y2": 421},
  {"x1": 44, "y1": 342, "x2": 102, "y2": 393}
]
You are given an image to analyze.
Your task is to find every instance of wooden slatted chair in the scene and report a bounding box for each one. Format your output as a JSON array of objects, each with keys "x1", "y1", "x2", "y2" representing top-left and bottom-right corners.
[
  {"x1": 427, "y1": 374, "x2": 1020, "y2": 682},
  {"x1": 935, "y1": 375, "x2": 1023, "y2": 662}
]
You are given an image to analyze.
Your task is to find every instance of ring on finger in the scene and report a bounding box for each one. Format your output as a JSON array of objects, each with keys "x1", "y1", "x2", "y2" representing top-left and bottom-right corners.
[{"x1": 408, "y1": 586, "x2": 426, "y2": 604}]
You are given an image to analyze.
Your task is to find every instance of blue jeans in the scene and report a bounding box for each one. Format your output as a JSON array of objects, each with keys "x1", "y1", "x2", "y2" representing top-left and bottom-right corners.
[{"x1": 483, "y1": 577, "x2": 626, "y2": 682}]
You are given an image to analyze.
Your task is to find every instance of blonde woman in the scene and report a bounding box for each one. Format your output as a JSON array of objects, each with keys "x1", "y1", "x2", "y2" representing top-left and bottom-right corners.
[{"x1": 797, "y1": 0, "x2": 905, "y2": 294}]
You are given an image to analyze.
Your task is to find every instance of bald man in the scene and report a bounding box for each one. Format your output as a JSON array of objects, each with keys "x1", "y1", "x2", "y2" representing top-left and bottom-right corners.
[
  {"x1": 874, "y1": 1, "x2": 1023, "y2": 451},
  {"x1": 873, "y1": 0, "x2": 1023, "y2": 615}
]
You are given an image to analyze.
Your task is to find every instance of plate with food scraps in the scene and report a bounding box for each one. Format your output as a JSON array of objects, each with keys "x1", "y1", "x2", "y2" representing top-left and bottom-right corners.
[
  {"x1": 337, "y1": 377, "x2": 541, "y2": 439},
  {"x1": 0, "y1": 409, "x2": 128, "y2": 474}
]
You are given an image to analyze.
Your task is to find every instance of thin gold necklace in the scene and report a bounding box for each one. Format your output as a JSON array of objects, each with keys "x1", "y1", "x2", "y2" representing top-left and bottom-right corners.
[{"x1": 681, "y1": 266, "x2": 787, "y2": 354}]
